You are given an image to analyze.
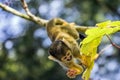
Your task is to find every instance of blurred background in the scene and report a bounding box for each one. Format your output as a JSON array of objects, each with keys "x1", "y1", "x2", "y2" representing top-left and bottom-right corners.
[{"x1": 0, "y1": 0, "x2": 120, "y2": 80}]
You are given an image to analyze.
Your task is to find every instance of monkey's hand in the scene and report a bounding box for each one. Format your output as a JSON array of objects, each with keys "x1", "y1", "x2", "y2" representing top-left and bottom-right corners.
[
  {"x1": 66, "y1": 67, "x2": 83, "y2": 78},
  {"x1": 67, "y1": 69, "x2": 78, "y2": 78}
]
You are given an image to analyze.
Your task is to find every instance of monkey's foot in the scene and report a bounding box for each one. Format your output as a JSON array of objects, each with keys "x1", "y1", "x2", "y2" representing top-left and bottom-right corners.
[{"x1": 66, "y1": 69, "x2": 78, "y2": 78}]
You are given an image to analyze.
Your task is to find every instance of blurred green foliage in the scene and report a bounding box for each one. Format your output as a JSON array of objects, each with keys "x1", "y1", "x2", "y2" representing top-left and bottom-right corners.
[{"x1": 0, "y1": 0, "x2": 120, "y2": 80}]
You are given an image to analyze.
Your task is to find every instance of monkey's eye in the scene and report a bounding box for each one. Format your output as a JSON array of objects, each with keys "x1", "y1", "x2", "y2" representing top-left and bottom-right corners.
[{"x1": 61, "y1": 51, "x2": 73, "y2": 62}]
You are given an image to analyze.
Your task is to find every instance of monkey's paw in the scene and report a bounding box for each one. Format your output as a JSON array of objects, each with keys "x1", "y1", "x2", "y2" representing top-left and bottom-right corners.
[{"x1": 66, "y1": 69, "x2": 78, "y2": 78}]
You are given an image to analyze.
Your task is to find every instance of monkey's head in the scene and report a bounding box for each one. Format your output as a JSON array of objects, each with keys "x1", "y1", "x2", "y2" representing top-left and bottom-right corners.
[
  {"x1": 48, "y1": 40, "x2": 84, "y2": 78},
  {"x1": 48, "y1": 40, "x2": 73, "y2": 62}
]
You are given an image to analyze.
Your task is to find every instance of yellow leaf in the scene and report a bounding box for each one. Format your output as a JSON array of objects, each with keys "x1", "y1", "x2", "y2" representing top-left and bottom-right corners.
[
  {"x1": 110, "y1": 21, "x2": 120, "y2": 27},
  {"x1": 82, "y1": 61, "x2": 94, "y2": 80},
  {"x1": 96, "y1": 20, "x2": 111, "y2": 28},
  {"x1": 80, "y1": 20, "x2": 120, "y2": 80}
]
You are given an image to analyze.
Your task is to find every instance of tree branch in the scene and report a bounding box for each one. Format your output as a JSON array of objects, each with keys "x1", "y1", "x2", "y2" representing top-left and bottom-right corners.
[
  {"x1": 75, "y1": 25, "x2": 94, "y2": 32},
  {"x1": 0, "y1": 3, "x2": 31, "y2": 21},
  {"x1": 0, "y1": 3, "x2": 48, "y2": 26},
  {"x1": 0, "y1": 3, "x2": 93, "y2": 32}
]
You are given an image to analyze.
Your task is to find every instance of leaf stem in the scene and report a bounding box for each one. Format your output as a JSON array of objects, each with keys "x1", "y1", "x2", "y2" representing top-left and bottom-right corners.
[{"x1": 106, "y1": 34, "x2": 120, "y2": 49}]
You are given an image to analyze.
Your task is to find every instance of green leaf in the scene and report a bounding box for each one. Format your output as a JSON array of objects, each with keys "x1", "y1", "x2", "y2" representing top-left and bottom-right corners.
[{"x1": 80, "y1": 21, "x2": 120, "y2": 80}]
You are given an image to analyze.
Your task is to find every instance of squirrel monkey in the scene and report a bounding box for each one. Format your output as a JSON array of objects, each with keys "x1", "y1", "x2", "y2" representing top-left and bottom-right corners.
[{"x1": 46, "y1": 18, "x2": 84, "y2": 78}]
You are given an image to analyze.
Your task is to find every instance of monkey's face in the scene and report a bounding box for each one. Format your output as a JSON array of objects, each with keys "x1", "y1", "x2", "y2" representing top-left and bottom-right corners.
[{"x1": 49, "y1": 40, "x2": 73, "y2": 62}]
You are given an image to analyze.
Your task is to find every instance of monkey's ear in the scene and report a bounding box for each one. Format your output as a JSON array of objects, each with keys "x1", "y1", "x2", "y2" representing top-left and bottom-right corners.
[{"x1": 79, "y1": 33, "x2": 86, "y2": 40}]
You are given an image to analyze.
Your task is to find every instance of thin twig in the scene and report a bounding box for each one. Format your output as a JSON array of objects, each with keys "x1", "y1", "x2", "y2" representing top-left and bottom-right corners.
[
  {"x1": 20, "y1": 0, "x2": 48, "y2": 26},
  {"x1": 95, "y1": 34, "x2": 120, "y2": 60},
  {"x1": 106, "y1": 34, "x2": 120, "y2": 49},
  {"x1": 99, "y1": 44, "x2": 112, "y2": 55},
  {"x1": 20, "y1": 0, "x2": 34, "y2": 18},
  {"x1": 94, "y1": 44, "x2": 112, "y2": 60}
]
